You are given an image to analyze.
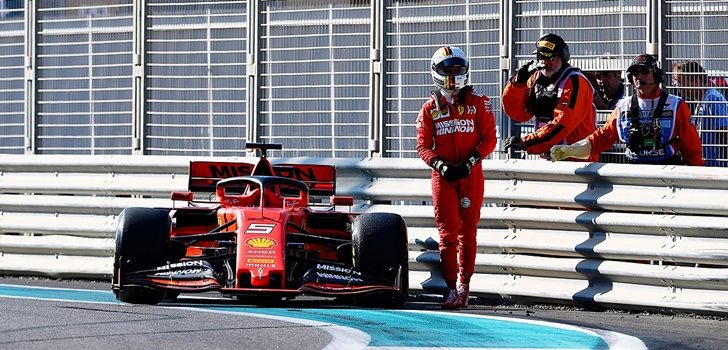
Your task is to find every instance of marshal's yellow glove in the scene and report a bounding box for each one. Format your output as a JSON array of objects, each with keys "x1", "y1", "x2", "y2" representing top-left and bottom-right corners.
[{"x1": 549, "y1": 139, "x2": 592, "y2": 162}]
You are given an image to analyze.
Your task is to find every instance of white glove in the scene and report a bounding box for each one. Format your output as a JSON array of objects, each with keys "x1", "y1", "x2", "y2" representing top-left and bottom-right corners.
[
  {"x1": 550, "y1": 145, "x2": 572, "y2": 161},
  {"x1": 550, "y1": 139, "x2": 592, "y2": 161}
]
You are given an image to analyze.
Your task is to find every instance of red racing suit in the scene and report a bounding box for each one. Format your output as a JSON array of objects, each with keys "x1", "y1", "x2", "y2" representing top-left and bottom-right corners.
[
  {"x1": 416, "y1": 87, "x2": 497, "y2": 289},
  {"x1": 502, "y1": 65, "x2": 598, "y2": 160}
]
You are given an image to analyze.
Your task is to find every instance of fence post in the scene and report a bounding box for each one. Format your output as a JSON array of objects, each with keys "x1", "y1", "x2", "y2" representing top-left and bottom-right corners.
[
  {"x1": 23, "y1": 0, "x2": 37, "y2": 155},
  {"x1": 132, "y1": 0, "x2": 147, "y2": 155},
  {"x1": 245, "y1": 0, "x2": 262, "y2": 145}
]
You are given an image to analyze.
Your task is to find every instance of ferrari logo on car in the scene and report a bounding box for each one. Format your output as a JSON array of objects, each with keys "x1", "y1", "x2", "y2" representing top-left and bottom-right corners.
[{"x1": 245, "y1": 237, "x2": 278, "y2": 249}]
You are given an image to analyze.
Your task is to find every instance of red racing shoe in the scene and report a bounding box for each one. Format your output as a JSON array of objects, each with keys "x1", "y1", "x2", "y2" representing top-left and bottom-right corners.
[
  {"x1": 456, "y1": 283, "x2": 470, "y2": 308},
  {"x1": 442, "y1": 289, "x2": 459, "y2": 309}
]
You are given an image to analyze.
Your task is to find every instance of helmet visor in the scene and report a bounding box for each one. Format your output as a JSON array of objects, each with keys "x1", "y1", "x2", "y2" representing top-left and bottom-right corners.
[{"x1": 433, "y1": 57, "x2": 468, "y2": 76}]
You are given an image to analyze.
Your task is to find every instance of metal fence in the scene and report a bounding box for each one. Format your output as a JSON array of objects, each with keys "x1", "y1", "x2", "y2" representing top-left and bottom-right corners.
[
  {"x1": 35, "y1": 1, "x2": 134, "y2": 154},
  {"x1": 0, "y1": 0, "x2": 726, "y2": 164},
  {"x1": 0, "y1": 0, "x2": 23, "y2": 154},
  {"x1": 145, "y1": 1, "x2": 248, "y2": 156}
]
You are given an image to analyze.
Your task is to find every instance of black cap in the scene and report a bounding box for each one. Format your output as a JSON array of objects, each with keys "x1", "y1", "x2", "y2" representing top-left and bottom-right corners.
[
  {"x1": 627, "y1": 54, "x2": 659, "y2": 73},
  {"x1": 533, "y1": 33, "x2": 567, "y2": 58}
]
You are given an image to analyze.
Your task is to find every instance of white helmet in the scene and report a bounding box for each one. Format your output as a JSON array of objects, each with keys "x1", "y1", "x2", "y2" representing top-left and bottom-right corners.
[{"x1": 430, "y1": 46, "x2": 469, "y2": 91}]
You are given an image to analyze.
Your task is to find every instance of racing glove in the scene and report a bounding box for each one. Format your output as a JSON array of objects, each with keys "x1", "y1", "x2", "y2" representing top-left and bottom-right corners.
[
  {"x1": 514, "y1": 60, "x2": 536, "y2": 84},
  {"x1": 456, "y1": 151, "x2": 482, "y2": 173},
  {"x1": 445, "y1": 165, "x2": 469, "y2": 181},
  {"x1": 549, "y1": 139, "x2": 592, "y2": 162},
  {"x1": 503, "y1": 136, "x2": 524, "y2": 152},
  {"x1": 431, "y1": 157, "x2": 465, "y2": 182}
]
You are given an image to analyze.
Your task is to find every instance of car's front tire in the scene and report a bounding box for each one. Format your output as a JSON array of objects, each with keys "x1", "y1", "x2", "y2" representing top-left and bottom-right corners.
[
  {"x1": 351, "y1": 212, "x2": 409, "y2": 307},
  {"x1": 113, "y1": 207, "x2": 171, "y2": 305}
]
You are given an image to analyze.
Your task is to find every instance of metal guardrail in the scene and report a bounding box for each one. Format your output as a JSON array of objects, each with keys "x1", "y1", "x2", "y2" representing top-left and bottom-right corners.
[{"x1": 1, "y1": 155, "x2": 727, "y2": 315}]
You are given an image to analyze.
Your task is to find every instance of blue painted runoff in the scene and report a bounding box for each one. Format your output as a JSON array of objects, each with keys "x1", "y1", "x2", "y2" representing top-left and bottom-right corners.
[
  {"x1": 0, "y1": 283, "x2": 119, "y2": 304},
  {"x1": 0, "y1": 284, "x2": 609, "y2": 349},
  {"x1": 206, "y1": 306, "x2": 609, "y2": 349}
]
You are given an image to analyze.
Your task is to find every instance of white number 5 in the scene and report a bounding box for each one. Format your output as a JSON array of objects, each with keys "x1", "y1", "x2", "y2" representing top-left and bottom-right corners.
[{"x1": 245, "y1": 223, "x2": 275, "y2": 234}]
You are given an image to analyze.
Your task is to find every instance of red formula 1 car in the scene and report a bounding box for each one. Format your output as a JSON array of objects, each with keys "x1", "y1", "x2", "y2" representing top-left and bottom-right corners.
[{"x1": 111, "y1": 143, "x2": 409, "y2": 307}]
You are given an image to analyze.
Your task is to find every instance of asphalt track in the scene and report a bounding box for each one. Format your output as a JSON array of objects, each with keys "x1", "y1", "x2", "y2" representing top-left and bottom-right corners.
[{"x1": 0, "y1": 278, "x2": 726, "y2": 349}]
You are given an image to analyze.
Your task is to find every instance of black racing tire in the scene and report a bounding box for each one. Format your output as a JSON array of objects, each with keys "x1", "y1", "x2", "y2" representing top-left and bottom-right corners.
[
  {"x1": 351, "y1": 212, "x2": 409, "y2": 308},
  {"x1": 113, "y1": 207, "x2": 171, "y2": 305},
  {"x1": 162, "y1": 292, "x2": 180, "y2": 302}
]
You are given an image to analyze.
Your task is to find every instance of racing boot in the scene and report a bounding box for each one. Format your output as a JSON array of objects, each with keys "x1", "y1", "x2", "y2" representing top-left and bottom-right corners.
[
  {"x1": 456, "y1": 283, "x2": 470, "y2": 308},
  {"x1": 442, "y1": 289, "x2": 459, "y2": 309}
]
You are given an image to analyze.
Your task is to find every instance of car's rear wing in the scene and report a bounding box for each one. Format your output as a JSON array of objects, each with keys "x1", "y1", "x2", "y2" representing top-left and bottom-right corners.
[{"x1": 188, "y1": 161, "x2": 336, "y2": 196}]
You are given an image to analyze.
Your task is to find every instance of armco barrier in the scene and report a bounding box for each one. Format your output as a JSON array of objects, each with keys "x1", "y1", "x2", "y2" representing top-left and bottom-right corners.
[{"x1": 1, "y1": 154, "x2": 727, "y2": 315}]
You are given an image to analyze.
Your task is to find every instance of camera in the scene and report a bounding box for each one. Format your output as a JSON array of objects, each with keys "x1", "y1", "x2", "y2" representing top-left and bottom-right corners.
[{"x1": 627, "y1": 122, "x2": 660, "y2": 154}]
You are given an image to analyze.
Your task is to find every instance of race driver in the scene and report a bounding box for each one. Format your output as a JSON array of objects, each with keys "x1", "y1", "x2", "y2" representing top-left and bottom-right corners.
[
  {"x1": 416, "y1": 46, "x2": 497, "y2": 309},
  {"x1": 501, "y1": 33, "x2": 597, "y2": 160}
]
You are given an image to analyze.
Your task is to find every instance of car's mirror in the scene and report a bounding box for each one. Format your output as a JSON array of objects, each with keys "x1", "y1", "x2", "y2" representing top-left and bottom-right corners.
[
  {"x1": 330, "y1": 195, "x2": 354, "y2": 206},
  {"x1": 171, "y1": 191, "x2": 194, "y2": 202}
]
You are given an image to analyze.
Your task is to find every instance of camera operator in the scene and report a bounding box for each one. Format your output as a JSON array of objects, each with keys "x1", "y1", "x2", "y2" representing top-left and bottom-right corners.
[{"x1": 550, "y1": 54, "x2": 704, "y2": 166}]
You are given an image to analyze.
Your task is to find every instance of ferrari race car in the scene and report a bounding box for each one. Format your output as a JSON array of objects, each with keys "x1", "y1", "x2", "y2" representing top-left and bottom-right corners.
[{"x1": 111, "y1": 143, "x2": 409, "y2": 307}]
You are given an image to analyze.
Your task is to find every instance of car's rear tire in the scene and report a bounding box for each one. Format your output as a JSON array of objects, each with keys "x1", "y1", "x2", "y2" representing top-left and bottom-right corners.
[
  {"x1": 113, "y1": 207, "x2": 171, "y2": 305},
  {"x1": 351, "y1": 212, "x2": 409, "y2": 308}
]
